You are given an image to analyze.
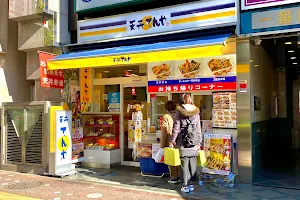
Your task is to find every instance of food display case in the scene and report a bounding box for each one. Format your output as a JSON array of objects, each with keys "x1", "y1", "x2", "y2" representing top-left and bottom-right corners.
[{"x1": 82, "y1": 113, "x2": 121, "y2": 169}]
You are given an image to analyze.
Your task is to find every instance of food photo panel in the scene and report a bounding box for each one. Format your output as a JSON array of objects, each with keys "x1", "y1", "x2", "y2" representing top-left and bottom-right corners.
[{"x1": 148, "y1": 61, "x2": 175, "y2": 80}]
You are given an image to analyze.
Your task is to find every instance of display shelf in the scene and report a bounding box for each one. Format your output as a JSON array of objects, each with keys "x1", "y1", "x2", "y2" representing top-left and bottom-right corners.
[
  {"x1": 84, "y1": 124, "x2": 113, "y2": 128},
  {"x1": 84, "y1": 136, "x2": 100, "y2": 139},
  {"x1": 83, "y1": 114, "x2": 120, "y2": 150}
]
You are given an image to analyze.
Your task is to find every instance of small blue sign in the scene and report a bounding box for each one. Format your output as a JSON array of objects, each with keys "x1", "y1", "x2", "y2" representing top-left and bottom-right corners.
[{"x1": 108, "y1": 92, "x2": 120, "y2": 112}]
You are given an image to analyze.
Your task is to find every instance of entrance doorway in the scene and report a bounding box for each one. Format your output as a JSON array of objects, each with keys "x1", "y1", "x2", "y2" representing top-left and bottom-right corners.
[
  {"x1": 251, "y1": 36, "x2": 300, "y2": 189},
  {"x1": 122, "y1": 85, "x2": 147, "y2": 166}
]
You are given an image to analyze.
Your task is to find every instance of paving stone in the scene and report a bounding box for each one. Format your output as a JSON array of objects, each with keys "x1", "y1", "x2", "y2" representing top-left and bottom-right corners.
[{"x1": 255, "y1": 190, "x2": 286, "y2": 199}]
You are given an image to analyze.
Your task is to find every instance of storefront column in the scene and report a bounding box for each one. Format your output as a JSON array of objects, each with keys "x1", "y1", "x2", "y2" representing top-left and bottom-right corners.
[{"x1": 236, "y1": 39, "x2": 252, "y2": 183}]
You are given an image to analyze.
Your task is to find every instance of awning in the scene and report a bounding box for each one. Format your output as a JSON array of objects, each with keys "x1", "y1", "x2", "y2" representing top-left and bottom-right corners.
[{"x1": 47, "y1": 32, "x2": 231, "y2": 70}]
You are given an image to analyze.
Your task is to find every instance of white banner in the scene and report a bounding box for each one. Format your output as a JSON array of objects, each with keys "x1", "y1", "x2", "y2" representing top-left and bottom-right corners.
[{"x1": 55, "y1": 110, "x2": 72, "y2": 174}]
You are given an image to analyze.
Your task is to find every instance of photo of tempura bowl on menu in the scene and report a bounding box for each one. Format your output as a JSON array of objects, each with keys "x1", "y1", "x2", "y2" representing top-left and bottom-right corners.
[
  {"x1": 208, "y1": 58, "x2": 233, "y2": 76},
  {"x1": 178, "y1": 60, "x2": 201, "y2": 78},
  {"x1": 137, "y1": 146, "x2": 152, "y2": 157},
  {"x1": 152, "y1": 63, "x2": 171, "y2": 79}
]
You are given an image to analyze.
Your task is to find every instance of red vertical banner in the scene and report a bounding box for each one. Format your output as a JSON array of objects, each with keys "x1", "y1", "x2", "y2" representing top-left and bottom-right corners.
[{"x1": 39, "y1": 51, "x2": 64, "y2": 89}]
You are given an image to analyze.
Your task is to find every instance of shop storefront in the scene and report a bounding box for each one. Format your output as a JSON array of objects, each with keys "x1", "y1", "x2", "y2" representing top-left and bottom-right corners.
[
  {"x1": 48, "y1": 0, "x2": 240, "y2": 179},
  {"x1": 240, "y1": 0, "x2": 300, "y2": 188}
]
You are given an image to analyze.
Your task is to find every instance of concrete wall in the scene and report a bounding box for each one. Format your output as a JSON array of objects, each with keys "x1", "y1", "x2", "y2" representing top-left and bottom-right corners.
[
  {"x1": 0, "y1": 0, "x2": 34, "y2": 102},
  {"x1": 3, "y1": 20, "x2": 34, "y2": 101}
]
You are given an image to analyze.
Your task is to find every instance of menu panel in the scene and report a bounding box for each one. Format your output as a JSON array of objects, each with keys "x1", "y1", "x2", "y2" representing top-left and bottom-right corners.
[
  {"x1": 202, "y1": 134, "x2": 232, "y2": 176},
  {"x1": 212, "y1": 92, "x2": 236, "y2": 128}
]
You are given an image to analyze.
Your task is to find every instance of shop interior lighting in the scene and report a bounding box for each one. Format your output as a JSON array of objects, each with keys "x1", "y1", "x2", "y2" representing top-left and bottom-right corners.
[
  {"x1": 288, "y1": 50, "x2": 295, "y2": 53},
  {"x1": 254, "y1": 64, "x2": 259, "y2": 67},
  {"x1": 285, "y1": 42, "x2": 292, "y2": 44},
  {"x1": 293, "y1": 63, "x2": 298, "y2": 65},
  {"x1": 291, "y1": 57, "x2": 297, "y2": 59},
  {"x1": 127, "y1": 70, "x2": 132, "y2": 72},
  {"x1": 104, "y1": 71, "x2": 109, "y2": 73}
]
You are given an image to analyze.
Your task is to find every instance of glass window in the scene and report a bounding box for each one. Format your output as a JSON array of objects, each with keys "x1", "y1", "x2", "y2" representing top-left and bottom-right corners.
[
  {"x1": 194, "y1": 95, "x2": 213, "y2": 120},
  {"x1": 93, "y1": 85, "x2": 120, "y2": 112},
  {"x1": 94, "y1": 65, "x2": 147, "y2": 79},
  {"x1": 150, "y1": 95, "x2": 168, "y2": 131}
]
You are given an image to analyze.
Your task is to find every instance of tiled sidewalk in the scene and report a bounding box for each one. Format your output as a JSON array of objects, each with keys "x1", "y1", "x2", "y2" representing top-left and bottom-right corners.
[
  {"x1": 65, "y1": 167, "x2": 300, "y2": 200},
  {"x1": 0, "y1": 170, "x2": 186, "y2": 200},
  {"x1": 0, "y1": 168, "x2": 300, "y2": 200}
]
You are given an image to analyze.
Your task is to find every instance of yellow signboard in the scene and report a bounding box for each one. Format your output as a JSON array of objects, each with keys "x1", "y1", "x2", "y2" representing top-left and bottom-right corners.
[{"x1": 80, "y1": 68, "x2": 92, "y2": 112}]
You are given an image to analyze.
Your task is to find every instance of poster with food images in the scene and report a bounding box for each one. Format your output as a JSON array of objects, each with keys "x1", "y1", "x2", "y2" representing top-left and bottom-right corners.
[
  {"x1": 147, "y1": 55, "x2": 236, "y2": 81},
  {"x1": 175, "y1": 59, "x2": 202, "y2": 79},
  {"x1": 202, "y1": 55, "x2": 236, "y2": 77},
  {"x1": 202, "y1": 134, "x2": 232, "y2": 176},
  {"x1": 212, "y1": 92, "x2": 237, "y2": 128},
  {"x1": 137, "y1": 143, "x2": 152, "y2": 158},
  {"x1": 174, "y1": 54, "x2": 236, "y2": 79},
  {"x1": 128, "y1": 120, "x2": 147, "y2": 149},
  {"x1": 148, "y1": 61, "x2": 175, "y2": 80}
]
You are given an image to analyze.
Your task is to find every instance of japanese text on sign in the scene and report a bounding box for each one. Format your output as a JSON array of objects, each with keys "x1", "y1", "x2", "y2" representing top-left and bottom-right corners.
[
  {"x1": 252, "y1": 6, "x2": 300, "y2": 30},
  {"x1": 129, "y1": 15, "x2": 169, "y2": 31},
  {"x1": 55, "y1": 110, "x2": 72, "y2": 173},
  {"x1": 80, "y1": 68, "x2": 92, "y2": 112},
  {"x1": 39, "y1": 52, "x2": 64, "y2": 89}
]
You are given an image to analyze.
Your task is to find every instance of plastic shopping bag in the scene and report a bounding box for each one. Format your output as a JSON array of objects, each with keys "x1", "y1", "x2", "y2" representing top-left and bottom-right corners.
[
  {"x1": 154, "y1": 148, "x2": 164, "y2": 163},
  {"x1": 164, "y1": 147, "x2": 181, "y2": 166},
  {"x1": 197, "y1": 150, "x2": 206, "y2": 167}
]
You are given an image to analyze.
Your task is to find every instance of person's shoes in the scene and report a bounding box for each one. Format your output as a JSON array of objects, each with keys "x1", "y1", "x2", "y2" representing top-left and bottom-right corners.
[
  {"x1": 181, "y1": 185, "x2": 190, "y2": 193},
  {"x1": 168, "y1": 178, "x2": 181, "y2": 184},
  {"x1": 191, "y1": 175, "x2": 197, "y2": 181},
  {"x1": 189, "y1": 184, "x2": 195, "y2": 192}
]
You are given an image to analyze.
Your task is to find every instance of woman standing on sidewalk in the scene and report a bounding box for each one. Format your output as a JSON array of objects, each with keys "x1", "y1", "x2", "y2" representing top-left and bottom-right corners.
[
  {"x1": 169, "y1": 94, "x2": 201, "y2": 193},
  {"x1": 160, "y1": 101, "x2": 181, "y2": 184}
]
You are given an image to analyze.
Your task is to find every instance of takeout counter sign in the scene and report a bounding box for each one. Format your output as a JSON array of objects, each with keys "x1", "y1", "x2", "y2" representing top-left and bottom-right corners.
[{"x1": 148, "y1": 55, "x2": 236, "y2": 81}]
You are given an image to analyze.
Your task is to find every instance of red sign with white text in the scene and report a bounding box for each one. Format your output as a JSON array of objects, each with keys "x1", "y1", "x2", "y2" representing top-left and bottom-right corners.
[
  {"x1": 148, "y1": 82, "x2": 236, "y2": 93},
  {"x1": 39, "y1": 52, "x2": 64, "y2": 89}
]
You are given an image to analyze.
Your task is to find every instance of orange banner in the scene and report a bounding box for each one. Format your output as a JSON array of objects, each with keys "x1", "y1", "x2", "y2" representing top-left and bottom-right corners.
[{"x1": 80, "y1": 68, "x2": 92, "y2": 112}]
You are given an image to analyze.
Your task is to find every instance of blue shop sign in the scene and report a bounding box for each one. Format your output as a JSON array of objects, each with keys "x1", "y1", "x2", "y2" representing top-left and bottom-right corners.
[
  {"x1": 240, "y1": 4, "x2": 300, "y2": 35},
  {"x1": 108, "y1": 92, "x2": 120, "y2": 112}
]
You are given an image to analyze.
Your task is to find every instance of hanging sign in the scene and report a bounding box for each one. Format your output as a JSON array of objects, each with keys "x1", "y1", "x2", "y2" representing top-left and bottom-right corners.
[
  {"x1": 39, "y1": 51, "x2": 64, "y2": 89},
  {"x1": 241, "y1": 0, "x2": 300, "y2": 10},
  {"x1": 240, "y1": 4, "x2": 300, "y2": 35},
  {"x1": 78, "y1": 0, "x2": 237, "y2": 43},
  {"x1": 80, "y1": 68, "x2": 92, "y2": 112},
  {"x1": 55, "y1": 110, "x2": 72, "y2": 175},
  {"x1": 148, "y1": 76, "x2": 237, "y2": 93}
]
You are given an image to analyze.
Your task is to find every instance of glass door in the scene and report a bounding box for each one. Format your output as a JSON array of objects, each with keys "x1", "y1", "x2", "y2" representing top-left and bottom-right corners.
[{"x1": 122, "y1": 85, "x2": 148, "y2": 165}]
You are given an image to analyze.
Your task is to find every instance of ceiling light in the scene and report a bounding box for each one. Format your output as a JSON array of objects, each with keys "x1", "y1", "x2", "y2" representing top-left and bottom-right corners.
[
  {"x1": 127, "y1": 70, "x2": 132, "y2": 72},
  {"x1": 288, "y1": 50, "x2": 294, "y2": 53},
  {"x1": 291, "y1": 57, "x2": 296, "y2": 59},
  {"x1": 104, "y1": 71, "x2": 109, "y2": 73},
  {"x1": 254, "y1": 64, "x2": 259, "y2": 67},
  {"x1": 298, "y1": 41, "x2": 300, "y2": 44},
  {"x1": 293, "y1": 63, "x2": 298, "y2": 65},
  {"x1": 285, "y1": 42, "x2": 292, "y2": 44}
]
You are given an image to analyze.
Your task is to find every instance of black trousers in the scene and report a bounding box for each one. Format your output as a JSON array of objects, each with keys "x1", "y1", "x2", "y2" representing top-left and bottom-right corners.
[{"x1": 181, "y1": 156, "x2": 197, "y2": 185}]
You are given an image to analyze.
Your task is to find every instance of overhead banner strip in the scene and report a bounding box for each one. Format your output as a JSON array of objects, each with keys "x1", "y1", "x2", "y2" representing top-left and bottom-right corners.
[{"x1": 47, "y1": 45, "x2": 223, "y2": 70}]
